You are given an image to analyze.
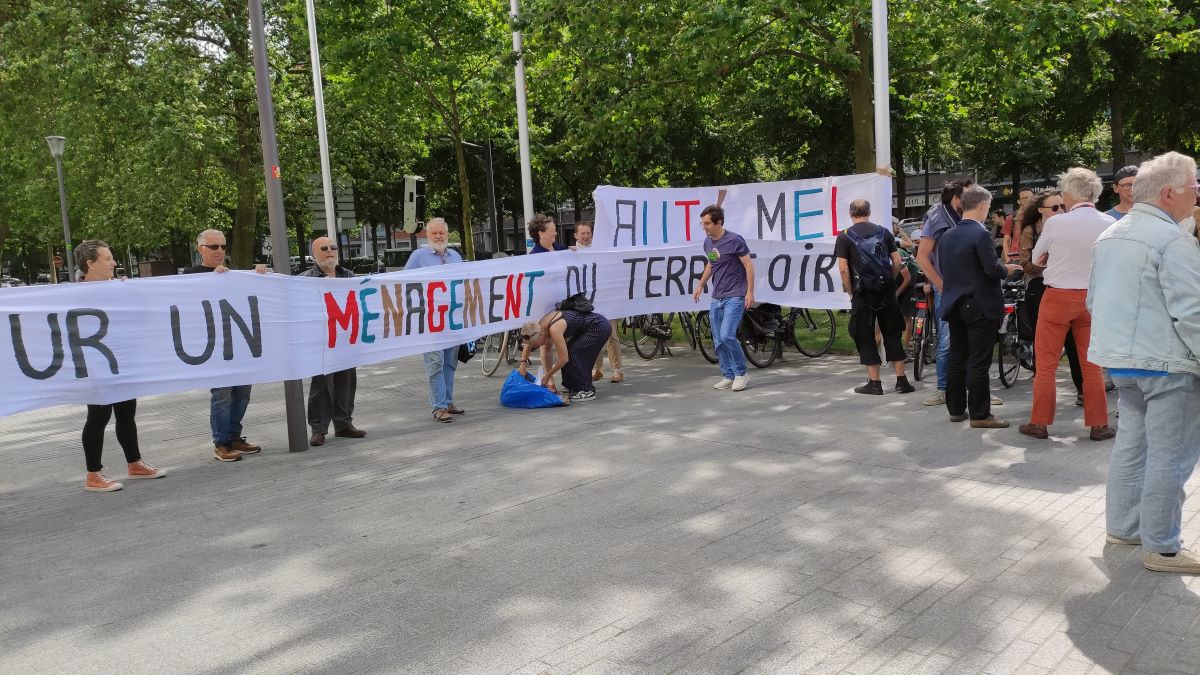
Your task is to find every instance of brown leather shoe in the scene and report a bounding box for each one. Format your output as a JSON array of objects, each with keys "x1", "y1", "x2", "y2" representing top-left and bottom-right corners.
[
  {"x1": 446, "y1": 405, "x2": 465, "y2": 415},
  {"x1": 1090, "y1": 425, "x2": 1117, "y2": 441},
  {"x1": 1019, "y1": 423, "x2": 1049, "y2": 439},
  {"x1": 334, "y1": 425, "x2": 367, "y2": 438},
  {"x1": 971, "y1": 416, "x2": 1010, "y2": 429},
  {"x1": 611, "y1": 372, "x2": 625, "y2": 383},
  {"x1": 309, "y1": 432, "x2": 325, "y2": 446},
  {"x1": 213, "y1": 444, "x2": 242, "y2": 462},
  {"x1": 592, "y1": 369, "x2": 604, "y2": 382},
  {"x1": 230, "y1": 438, "x2": 260, "y2": 454},
  {"x1": 949, "y1": 414, "x2": 968, "y2": 422}
]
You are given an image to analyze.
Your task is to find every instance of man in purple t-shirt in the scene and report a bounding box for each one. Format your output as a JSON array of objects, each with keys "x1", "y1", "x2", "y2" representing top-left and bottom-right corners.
[{"x1": 692, "y1": 204, "x2": 755, "y2": 391}]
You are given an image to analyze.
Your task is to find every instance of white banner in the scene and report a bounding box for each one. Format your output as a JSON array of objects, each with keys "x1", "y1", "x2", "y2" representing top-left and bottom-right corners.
[
  {"x1": 0, "y1": 241, "x2": 847, "y2": 416},
  {"x1": 592, "y1": 173, "x2": 891, "y2": 249}
]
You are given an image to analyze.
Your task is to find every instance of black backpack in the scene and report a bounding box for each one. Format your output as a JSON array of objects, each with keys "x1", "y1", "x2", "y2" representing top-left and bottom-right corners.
[
  {"x1": 555, "y1": 292, "x2": 594, "y2": 313},
  {"x1": 845, "y1": 226, "x2": 893, "y2": 292}
]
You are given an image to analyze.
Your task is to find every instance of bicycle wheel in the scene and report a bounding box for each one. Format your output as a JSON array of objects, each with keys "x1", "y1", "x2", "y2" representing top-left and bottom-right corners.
[
  {"x1": 998, "y1": 334, "x2": 1021, "y2": 388},
  {"x1": 631, "y1": 315, "x2": 661, "y2": 359},
  {"x1": 695, "y1": 312, "x2": 719, "y2": 364},
  {"x1": 741, "y1": 326, "x2": 779, "y2": 368},
  {"x1": 792, "y1": 308, "x2": 836, "y2": 357},
  {"x1": 912, "y1": 327, "x2": 927, "y2": 382},
  {"x1": 617, "y1": 317, "x2": 647, "y2": 348},
  {"x1": 481, "y1": 332, "x2": 506, "y2": 376}
]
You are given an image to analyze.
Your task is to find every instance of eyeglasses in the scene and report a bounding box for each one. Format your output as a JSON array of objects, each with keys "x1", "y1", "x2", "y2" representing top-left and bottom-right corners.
[
  {"x1": 1180, "y1": 184, "x2": 1200, "y2": 195},
  {"x1": 1115, "y1": 181, "x2": 1134, "y2": 190},
  {"x1": 319, "y1": 245, "x2": 338, "y2": 252},
  {"x1": 1040, "y1": 204, "x2": 1065, "y2": 212},
  {"x1": 201, "y1": 244, "x2": 227, "y2": 250}
]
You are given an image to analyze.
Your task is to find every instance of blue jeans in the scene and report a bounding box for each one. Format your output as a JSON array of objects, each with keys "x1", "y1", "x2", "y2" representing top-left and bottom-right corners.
[
  {"x1": 1107, "y1": 374, "x2": 1200, "y2": 553},
  {"x1": 423, "y1": 346, "x2": 460, "y2": 411},
  {"x1": 210, "y1": 385, "x2": 252, "y2": 446},
  {"x1": 932, "y1": 288, "x2": 951, "y2": 391},
  {"x1": 709, "y1": 297, "x2": 748, "y2": 379}
]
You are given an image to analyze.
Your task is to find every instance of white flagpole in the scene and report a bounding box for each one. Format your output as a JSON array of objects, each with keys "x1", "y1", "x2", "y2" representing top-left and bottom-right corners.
[
  {"x1": 872, "y1": 0, "x2": 891, "y2": 171},
  {"x1": 510, "y1": 0, "x2": 535, "y2": 250},
  {"x1": 306, "y1": 0, "x2": 338, "y2": 248}
]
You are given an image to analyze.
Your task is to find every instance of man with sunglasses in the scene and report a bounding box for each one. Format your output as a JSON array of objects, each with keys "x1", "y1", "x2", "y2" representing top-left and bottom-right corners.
[
  {"x1": 301, "y1": 236, "x2": 367, "y2": 446},
  {"x1": 1106, "y1": 165, "x2": 1138, "y2": 220},
  {"x1": 184, "y1": 228, "x2": 266, "y2": 462}
]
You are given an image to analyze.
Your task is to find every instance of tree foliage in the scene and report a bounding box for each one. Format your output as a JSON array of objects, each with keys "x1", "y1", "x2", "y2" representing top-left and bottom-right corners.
[{"x1": 2, "y1": 0, "x2": 1198, "y2": 278}]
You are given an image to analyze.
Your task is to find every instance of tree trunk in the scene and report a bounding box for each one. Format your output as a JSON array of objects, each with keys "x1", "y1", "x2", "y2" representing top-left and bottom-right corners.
[
  {"x1": 1109, "y1": 88, "x2": 1125, "y2": 172},
  {"x1": 846, "y1": 21, "x2": 876, "y2": 174},
  {"x1": 453, "y1": 137, "x2": 475, "y2": 261},
  {"x1": 232, "y1": 98, "x2": 259, "y2": 269},
  {"x1": 0, "y1": 221, "x2": 8, "y2": 274},
  {"x1": 228, "y1": 3, "x2": 258, "y2": 271}
]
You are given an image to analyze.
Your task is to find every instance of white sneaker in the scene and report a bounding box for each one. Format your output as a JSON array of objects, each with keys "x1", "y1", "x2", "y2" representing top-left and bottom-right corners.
[
  {"x1": 713, "y1": 378, "x2": 734, "y2": 390},
  {"x1": 732, "y1": 374, "x2": 749, "y2": 391},
  {"x1": 1144, "y1": 548, "x2": 1200, "y2": 574},
  {"x1": 923, "y1": 390, "x2": 945, "y2": 406},
  {"x1": 991, "y1": 394, "x2": 1004, "y2": 406}
]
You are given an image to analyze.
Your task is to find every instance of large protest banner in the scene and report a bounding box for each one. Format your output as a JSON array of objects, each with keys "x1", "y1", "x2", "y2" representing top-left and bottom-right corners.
[
  {"x1": 592, "y1": 172, "x2": 891, "y2": 249},
  {"x1": 0, "y1": 240, "x2": 847, "y2": 416}
]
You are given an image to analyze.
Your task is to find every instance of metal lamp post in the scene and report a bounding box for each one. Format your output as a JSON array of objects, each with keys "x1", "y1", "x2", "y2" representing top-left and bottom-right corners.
[{"x1": 45, "y1": 136, "x2": 75, "y2": 281}]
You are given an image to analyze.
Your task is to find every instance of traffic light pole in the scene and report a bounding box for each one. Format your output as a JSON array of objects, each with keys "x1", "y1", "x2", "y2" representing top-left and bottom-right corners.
[{"x1": 249, "y1": 0, "x2": 308, "y2": 453}]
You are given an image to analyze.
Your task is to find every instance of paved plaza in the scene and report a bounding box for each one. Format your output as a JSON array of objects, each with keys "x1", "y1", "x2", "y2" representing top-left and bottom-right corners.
[{"x1": 2, "y1": 348, "x2": 1200, "y2": 674}]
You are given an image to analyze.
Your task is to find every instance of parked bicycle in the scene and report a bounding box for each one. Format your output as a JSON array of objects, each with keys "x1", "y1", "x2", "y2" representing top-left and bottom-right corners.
[
  {"x1": 997, "y1": 279, "x2": 1035, "y2": 388},
  {"x1": 907, "y1": 288, "x2": 938, "y2": 382},
  {"x1": 785, "y1": 307, "x2": 837, "y2": 357},
  {"x1": 480, "y1": 328, "x2": 523, "y2": 377},
  {"x1": 739, "y1": 303, "x2": 787, "y2": 368},
  {"x1": 628, "y1": 312, "x2": 718, "y2": 363}
]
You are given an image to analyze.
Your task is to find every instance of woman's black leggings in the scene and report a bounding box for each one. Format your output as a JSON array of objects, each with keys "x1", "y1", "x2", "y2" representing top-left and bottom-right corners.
[{"x1": 83, "y1": 400, "x2": 141, "y2": 472}]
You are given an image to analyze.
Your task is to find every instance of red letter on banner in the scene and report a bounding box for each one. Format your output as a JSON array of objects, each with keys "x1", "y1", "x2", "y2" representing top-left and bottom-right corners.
[
  {"x1": 674, "y1": 200, "x2": 701, "y2": 241},
  {"x1": 427, "y1": 281, "x2": 448, "y2": 332},
  {"x1": 505, "y1": 273, "x2": 524, "y2": 320},
  {"x1": 324, "y1": 291, "x2": 360, "y2": 347}
]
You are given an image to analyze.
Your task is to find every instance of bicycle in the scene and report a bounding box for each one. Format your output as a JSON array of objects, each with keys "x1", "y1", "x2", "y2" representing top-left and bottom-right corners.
[
  {"x1": 785, "y1": 308, "x2": 837, "y2": 357},
  {"x1": 997, "y1": 280, "x2": 1034, "y2": 388},
  {"x1": 480, "y1": 328, "x2": 523, "y2": 377},
  {"x1": 908, "y1": 289, "x2": 938, "y2": 382},
  {"x1": 628, "y1": 312, "x2": 719, "y2": 363},
  {"x1": 739, "y1": 304, "x2": 785, "y2": 369}
]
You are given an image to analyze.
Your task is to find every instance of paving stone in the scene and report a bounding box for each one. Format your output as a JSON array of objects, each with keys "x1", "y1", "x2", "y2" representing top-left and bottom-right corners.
[{"x1": 0, "y1": 353, "x2": 1193, "y2": 674}]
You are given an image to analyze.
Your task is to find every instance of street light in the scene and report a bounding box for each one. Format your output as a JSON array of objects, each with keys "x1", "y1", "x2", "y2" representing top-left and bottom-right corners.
[{"x1": 45, "y1": 135, "x2": 75, "y2": 281}]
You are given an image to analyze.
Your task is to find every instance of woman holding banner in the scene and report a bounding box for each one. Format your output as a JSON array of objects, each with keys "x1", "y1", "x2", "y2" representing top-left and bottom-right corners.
[
  {"x1": 75, "y1": 240, "x2": 166, "y2": 492},
  {"x1": 517, "y1": 308, "x2": 612, "y2": 403}
]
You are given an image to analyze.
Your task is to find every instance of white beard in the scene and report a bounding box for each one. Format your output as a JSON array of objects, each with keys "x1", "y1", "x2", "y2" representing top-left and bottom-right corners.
[
  {"x1": 318, "y1": 260, "x2": 338, "y2": 274},
  {"x1": 431, "y1": 243, "x2": 448, "y2": 253}
]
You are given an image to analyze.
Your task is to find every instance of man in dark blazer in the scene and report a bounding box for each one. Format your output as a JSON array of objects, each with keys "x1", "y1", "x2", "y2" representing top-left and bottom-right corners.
[{"x1": 937, "y1": 185, "x2": 1023, "y2": 427}]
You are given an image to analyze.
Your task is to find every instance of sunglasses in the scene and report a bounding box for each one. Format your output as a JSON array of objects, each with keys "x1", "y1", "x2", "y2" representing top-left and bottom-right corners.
[
  {"x1": 201, "y1": 244, "x2": 227, "y2": 250},
  {"x1": 319, "y1": 245, "x2": 338, "y2": 252},
  {"x1": 1040, "y1": 204, "x2": 1065, "y2": 212}
]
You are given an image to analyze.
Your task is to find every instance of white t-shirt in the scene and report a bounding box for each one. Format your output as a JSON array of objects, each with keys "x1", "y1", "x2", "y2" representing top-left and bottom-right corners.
[{"x1": 1031, "y1": 204, "x2": 1116, "y2": 290}]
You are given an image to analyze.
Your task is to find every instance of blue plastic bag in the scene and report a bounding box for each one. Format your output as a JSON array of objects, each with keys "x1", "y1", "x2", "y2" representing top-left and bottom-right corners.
[{"x1": 499, "y1": 370, "x2": 565, "y2": 408}]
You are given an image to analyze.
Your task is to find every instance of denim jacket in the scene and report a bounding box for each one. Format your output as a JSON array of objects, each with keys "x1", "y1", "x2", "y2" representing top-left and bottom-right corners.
[{"x1": 1087, "y1": 203, "x2": 1200, "y2": 375}]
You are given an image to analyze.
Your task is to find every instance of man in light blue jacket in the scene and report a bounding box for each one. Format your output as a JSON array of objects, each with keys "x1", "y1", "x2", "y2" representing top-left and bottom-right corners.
[{"x1": 1088, "y1": 151, "x2": 1200, "y2": 573}]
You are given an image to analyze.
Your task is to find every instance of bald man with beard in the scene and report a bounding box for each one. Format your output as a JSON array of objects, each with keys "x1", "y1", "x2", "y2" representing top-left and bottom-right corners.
[{"x1": 301, "y1": 236, "x2": 367, "y2": 446}]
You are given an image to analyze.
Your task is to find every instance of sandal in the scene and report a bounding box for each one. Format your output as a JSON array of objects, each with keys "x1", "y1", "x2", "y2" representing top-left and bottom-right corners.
[
  {"x1": 447, "y1": 405, "x2": 465, "y2": 415},
  {"x1": 432, "y1": 409, "x2": 452, "y2": 423}
]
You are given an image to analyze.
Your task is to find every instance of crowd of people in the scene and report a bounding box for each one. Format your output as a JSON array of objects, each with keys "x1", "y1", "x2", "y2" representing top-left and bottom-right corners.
[{"x1": 62, "y1": 150, "x2": 1200, "y2": 576}]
